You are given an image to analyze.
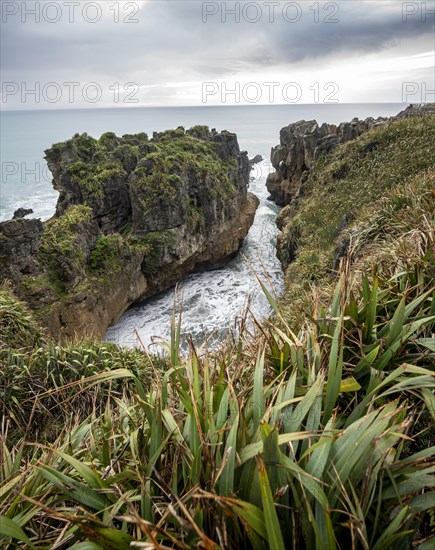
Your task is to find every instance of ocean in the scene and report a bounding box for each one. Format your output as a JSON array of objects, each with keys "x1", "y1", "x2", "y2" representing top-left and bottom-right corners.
[{"x1": 1, "y1": 103, "x2": 406, "y2": 350}]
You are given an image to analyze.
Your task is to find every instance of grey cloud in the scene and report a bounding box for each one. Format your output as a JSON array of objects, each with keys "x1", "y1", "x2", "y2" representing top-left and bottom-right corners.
[{"x1": 0, "y1": 1, "x2": 433, "y2": 96}]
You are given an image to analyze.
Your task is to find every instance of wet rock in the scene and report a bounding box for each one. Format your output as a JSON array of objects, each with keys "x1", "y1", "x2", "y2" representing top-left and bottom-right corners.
[{"x1": 12, "y1": 208, "x2": 34, "y2": 220}]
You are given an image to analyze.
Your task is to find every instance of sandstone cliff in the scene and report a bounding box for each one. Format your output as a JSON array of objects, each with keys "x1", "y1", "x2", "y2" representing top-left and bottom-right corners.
[
  {"x1": 0, "y1": 127, "x2": 259, "y2": 340},
  {"x1": 266, "y1": 103, "x2": 435, "y2": 206},
  {"x1": 270, "y1": 106, "x2": 434, "y2": 283},
  {"x1": 266, "y1": 117, "x2": 387, "y2": 206}
]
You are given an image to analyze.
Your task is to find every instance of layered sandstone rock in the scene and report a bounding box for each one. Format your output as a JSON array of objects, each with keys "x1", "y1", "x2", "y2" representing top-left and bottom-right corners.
[
  {"x1": 0, "y1": 126, "x2": 258, "y2": 340},
  {"x1": 266, "y1": 103, "x2": 435, "y2": 206},
  {"x1": 266, "y1": 117, "x2": 387, "y2": 205}
]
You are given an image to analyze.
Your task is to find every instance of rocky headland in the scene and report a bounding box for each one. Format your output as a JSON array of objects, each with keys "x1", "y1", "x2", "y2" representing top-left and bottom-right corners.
[
  {"x1": 266, "y1": 103, "x2": 435, "y2": 271},
  {"x1": 266, "y1": 102, "x2": 435, "y2": 206},
  {"x1": 0, "y1": 126, "x2": 259, "y2": 340}
]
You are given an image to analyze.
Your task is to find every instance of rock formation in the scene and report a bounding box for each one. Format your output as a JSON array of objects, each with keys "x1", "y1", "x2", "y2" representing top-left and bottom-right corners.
[
  {"x1": 0, "y1": 126, "x2": 259, "y2": 341},
  {"x1": 266, "y1": 103, "x2": 435, "y2": 206},
  {"x1": 249, "y1": 154, "x2": 263, "y2": 167},
  {"x1": 266, "y1": 117, "x2": 387, "y2": 206},
  {"x1": 269, "y1": 103, "x2": 435, "y2": 271},
  {"x1": 12, "y1": 208, "x2": 34, "y2": 219}
]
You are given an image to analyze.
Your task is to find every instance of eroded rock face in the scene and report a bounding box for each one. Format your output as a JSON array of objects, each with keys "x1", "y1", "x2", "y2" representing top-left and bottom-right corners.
[
  {"x1": 0, "y1": 127, "x2": 258, "y2": 341},
  {"x1": 0, "y1": 219, "x2": 44, "y2": 281},
  {"x1": 266, "y1": 103, "x2": 435, "y2": 207},
  {"x1": 266, "y1": 117, "x2": 387, "y2": 205}
]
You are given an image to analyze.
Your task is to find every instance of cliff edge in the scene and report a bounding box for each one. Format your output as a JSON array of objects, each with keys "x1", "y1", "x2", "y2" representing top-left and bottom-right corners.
[
  {"x1": 270, "y1": 108, "x2": 435, "y2": 325},
  {"x1": 266, "y1": 103, "x2": 435, "y2": 206},
  {"x1": 0, "y1": 126, "x2": 259, "y2": 340}
]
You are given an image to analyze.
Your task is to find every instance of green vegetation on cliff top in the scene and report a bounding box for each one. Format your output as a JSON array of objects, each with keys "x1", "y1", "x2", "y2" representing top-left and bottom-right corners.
[
  {"x1": 279, "y1": 115, "x2": 435, "y2": 324},
  {"x1": 35, "y1": 209, "x2": 174, "y2": 299},
  {"x1": 0, "y1": 116, "x2": 434, "y2": 549},
  {"x1": 58, "y1": 126, "x2": 237, "y2": 204}
]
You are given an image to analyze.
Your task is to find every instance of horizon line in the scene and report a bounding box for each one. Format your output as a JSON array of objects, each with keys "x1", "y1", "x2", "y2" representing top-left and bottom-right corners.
[{"x1": 0, "y1": 101, "x2": 412, "y2": 115}]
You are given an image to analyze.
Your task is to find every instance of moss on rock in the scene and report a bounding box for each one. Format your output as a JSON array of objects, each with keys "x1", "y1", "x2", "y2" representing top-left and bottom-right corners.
[
  {"x1": 39, "y1": 205, "x2": 95, "y2": 289},
  {"x1": 3, "y1": 125, "x2": 253, "y2": 340}
]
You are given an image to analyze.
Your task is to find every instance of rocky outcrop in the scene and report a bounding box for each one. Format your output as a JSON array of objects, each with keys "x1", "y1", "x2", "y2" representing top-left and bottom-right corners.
[
  {"x1": 266, "y1": 118, "x2": 387, "y2": 205},
  {"x1": 249, "y1": 154, "x2": 263, "y2": 167},
  {"x1": 395, "y1": 103, "x2": 435, "y2": 118},
  {"x1": 13, "y1": 208, "x2": 34, "y2": 220},
  {"x1": 266, "y1": 103, "x2": 435, "y2": 206},
  {"x1": 272, "y1": 104, "x2": 435, "y2": 273},
  {"x1": 0, "y1": 218, "x2": 44, "y2": 280},
  {"x1": 0, "y1": 126, "x2": 258, "y2": 341}
]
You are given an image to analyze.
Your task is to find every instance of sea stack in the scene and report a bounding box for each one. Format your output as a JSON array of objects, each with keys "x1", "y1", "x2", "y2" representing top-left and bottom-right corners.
[{"x1": 0, "y1": 126, "x2": 259, "y2": 340}]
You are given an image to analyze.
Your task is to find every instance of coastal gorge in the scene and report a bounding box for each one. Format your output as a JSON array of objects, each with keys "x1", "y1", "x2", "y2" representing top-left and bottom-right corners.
[
  {"x1": 1, "y1": 106, "x2": 434, "y2": 549},
  {"x1": 1, "y1": 104, "x2": 434, "y2": 343}
]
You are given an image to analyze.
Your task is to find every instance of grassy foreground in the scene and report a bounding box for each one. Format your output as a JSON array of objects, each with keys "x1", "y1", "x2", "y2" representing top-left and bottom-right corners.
[{"x1": 0, "y1": 116, "x2": 434, "y2": 549}]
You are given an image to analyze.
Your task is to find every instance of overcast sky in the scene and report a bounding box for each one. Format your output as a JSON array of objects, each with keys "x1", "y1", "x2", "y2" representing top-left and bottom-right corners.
[{"x1": 1, "y1": 0, "x2": 434, "y2": 109}]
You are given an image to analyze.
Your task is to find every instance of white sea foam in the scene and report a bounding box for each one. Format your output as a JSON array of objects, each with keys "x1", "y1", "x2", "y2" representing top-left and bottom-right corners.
[{"x1": 0, "y1": 187, "x2": 58, "y2": 222}]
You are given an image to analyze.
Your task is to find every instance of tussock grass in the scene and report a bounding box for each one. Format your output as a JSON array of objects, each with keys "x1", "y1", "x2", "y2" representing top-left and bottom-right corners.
[
  {"x1": 1, "y1": 308, "x2": 158, "y2": 443},
  {"x1": 0, "y1": 115, "x2": 433, "y2": 548},
  {"x1": 0, "y1": 250, "x2": 433, "y2": 548},
  {"x1": 0, "y1": 282, "x2": 45, "y2": 351}
]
